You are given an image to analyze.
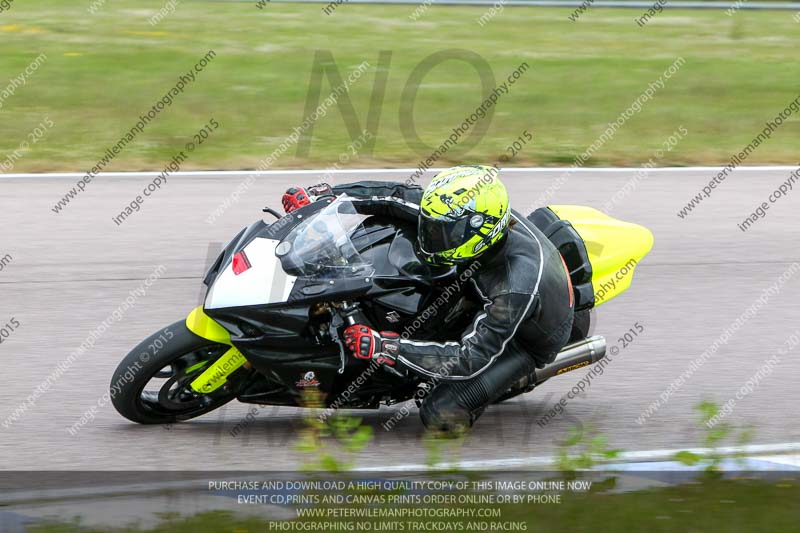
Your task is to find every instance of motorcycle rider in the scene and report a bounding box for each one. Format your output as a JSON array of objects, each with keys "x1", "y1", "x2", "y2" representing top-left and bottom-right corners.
[{"x1": 282, "y1": 165, "x2": 575, "y2": 432}]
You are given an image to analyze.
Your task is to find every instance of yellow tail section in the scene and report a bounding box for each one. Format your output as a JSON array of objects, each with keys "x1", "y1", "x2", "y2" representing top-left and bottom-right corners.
[{"x1": 549, "y1": 205, "x2": 654, "y2": 306}]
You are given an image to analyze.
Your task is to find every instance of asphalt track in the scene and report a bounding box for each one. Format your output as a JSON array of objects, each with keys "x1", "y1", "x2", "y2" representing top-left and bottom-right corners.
[{"x1": 1, "y1": 167, "x2": 799, "y2": 471}]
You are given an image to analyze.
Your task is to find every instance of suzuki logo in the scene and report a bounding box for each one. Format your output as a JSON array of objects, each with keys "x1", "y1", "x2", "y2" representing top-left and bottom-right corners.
[{"x1": 385, "y1": 311, "x2": 401, "y2": 323}]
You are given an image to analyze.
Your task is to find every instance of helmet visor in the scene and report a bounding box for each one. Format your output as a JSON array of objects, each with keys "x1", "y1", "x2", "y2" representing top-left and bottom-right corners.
[{"x1": 418, "y1": 211, "x2": 470, "y2": 254}]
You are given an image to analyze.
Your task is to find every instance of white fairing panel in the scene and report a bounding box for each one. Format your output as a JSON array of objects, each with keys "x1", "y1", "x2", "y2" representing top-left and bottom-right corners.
[{"x1": 205, "y1": 238, "x2": 297, "y2": 310}]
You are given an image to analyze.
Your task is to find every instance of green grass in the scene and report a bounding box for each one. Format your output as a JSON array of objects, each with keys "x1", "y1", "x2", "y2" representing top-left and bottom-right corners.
[
  {"x1": 1, "y1": 2, "x2": 799, "y2": 171},
  {"x1": 23, "y1": 477, "x2": 800, "y2": 532}
]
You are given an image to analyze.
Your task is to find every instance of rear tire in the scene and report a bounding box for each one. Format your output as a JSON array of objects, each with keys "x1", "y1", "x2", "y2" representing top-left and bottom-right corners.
[
  {"x1": 111, "y1": 320, "x2": 238, "y2": 424},
  {"x1": 569, "y1": 309, "x2": 592, "y2": 343}
]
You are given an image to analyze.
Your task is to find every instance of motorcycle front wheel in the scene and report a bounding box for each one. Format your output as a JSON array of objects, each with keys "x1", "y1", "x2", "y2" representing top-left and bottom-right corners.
[{"x1": 111, "y1": 320, "x2": 239, "y2": 424}]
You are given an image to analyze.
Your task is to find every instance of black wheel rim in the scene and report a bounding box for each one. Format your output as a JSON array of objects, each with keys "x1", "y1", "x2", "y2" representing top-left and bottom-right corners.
[{"x1": 136, "y1": 344, "x2": 235, "y2": 419}]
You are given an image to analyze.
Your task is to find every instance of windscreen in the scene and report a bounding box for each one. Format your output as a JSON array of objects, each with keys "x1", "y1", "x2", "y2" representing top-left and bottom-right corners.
[{"x1": 279, "y1": 196, "x2": 374, "y2": 279}]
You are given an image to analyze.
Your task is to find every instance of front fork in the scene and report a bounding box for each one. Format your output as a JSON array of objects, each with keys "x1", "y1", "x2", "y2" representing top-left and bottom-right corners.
[{"x1": 331, "y1": 300, "x2": 361, "y2": 374}]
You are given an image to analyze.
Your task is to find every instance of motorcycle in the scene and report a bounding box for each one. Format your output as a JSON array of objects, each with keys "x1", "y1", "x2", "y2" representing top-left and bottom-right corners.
[{"x1": 111, "y1": 194, "x2": 653, "y2": 426}]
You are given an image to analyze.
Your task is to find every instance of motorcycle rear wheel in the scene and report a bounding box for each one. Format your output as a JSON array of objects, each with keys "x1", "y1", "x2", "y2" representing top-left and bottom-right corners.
[{"x1": 111, "y1": 320, "x2": 238, "y2": 424}]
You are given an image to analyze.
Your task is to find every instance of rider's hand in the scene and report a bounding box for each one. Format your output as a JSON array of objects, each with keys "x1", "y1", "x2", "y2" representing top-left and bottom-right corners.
[
  {"x1": 282, "y1": 183, "x2": 334, "y2": 214},
  {"x1": 343, "y1": 325, "x2": 400, "y2": 366},
  {"x1": 282, "y1": 187, "x2": 312, "y2": 213}
]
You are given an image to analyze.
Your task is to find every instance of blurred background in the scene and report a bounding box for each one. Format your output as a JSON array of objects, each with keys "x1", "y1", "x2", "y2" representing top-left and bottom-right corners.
[
  {"x1": 1, "y1": 0, "x2": 799, "y2": 171},
  {"x1": 1, "y1": 2, "x2": 800, "y2": 531}
]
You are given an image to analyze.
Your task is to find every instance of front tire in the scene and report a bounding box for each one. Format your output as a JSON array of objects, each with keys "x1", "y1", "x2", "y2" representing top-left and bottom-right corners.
[{"x1": 111, "y1": 320, "x2": 238, "y2": 424}]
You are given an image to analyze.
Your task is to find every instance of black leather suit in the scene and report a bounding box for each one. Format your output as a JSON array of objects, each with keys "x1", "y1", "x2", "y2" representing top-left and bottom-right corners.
[{"x1": 332, "y1": 181, "x2": 575, "y2": 430}]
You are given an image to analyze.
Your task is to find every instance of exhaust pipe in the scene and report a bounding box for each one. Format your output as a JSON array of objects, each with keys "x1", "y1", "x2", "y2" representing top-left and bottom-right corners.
[{"x1": 534, "y1": 335, "x2": 606, "y2": 385}]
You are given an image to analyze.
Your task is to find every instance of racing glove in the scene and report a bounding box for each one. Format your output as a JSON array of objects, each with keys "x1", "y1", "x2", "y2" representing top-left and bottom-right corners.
[
  {"x1": 282, "y1": 187, "x2": 312, "y2": 213},
  {"x1": 282, "y1": 183, "x2": 334, "y2": 213},
  {"x1": 343, "y1": 325, "x2": 400, "y2": 367}
]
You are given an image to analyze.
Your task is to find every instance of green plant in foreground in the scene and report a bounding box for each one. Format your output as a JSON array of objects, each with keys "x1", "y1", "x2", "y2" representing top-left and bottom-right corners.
[
  {"x1": 294, "y1": 389, "x2": 374, "y2": 471},
  {"x1": 422, "y1": 428, "x2": 467, "y2": 469},
  {"x1": 674, "y1": 400, "x2": 755, "y2": 473},
  {"x1": 555, "y1": 424, "x2": 621, "y2": 475}
]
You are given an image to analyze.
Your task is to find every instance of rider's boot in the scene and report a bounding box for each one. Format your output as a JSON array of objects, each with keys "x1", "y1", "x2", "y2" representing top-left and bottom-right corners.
[{"x1": 419, "y1": 345, "x2": 536, "y2": 434}]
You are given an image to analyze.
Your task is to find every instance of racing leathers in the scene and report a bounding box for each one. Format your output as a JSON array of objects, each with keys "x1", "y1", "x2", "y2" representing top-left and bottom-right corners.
[{"x1": 332, "y1": 181, "x2": 576, "y2": 430}]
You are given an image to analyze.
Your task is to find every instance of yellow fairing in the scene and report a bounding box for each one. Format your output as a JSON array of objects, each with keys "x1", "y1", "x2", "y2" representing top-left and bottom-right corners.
[
  {"x1": 185, "y1": 306, "x2": 246, "y2": 393},
  {"x1": 186, "y1": 306, "x2": 232, "y2": 345},
  {"x1": 189, "y1": 346, "x2": 247, "y2": 393},
  {"x1": 549, "y1": 205, "x2": 654, "y2": 306}
]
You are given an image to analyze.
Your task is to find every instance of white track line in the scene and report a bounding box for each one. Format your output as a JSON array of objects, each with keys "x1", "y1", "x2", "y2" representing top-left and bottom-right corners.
[
  {"x1": 355, "y1": 441, "x2": 800, "y2": 472},
  {"x1": 2, "y1": 442, "x2": 798, "y2": 504},
  {"x1": 0, "y1": 165, "x2": 797, "y2": 179}
]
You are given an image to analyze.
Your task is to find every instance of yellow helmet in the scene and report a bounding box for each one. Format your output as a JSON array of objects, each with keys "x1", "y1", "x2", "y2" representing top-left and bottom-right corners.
[{"x1": 417, "y1": 165, "x2": 511, "y2": 265}]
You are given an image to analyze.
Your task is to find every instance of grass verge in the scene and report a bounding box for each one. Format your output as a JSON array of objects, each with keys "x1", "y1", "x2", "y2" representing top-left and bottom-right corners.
[
  {"x1": 1, "y1": 2, "x2": 799, "y2": 171},
  {"x1": 23, "y1": 476, "x2": 800, "y2": 532}
]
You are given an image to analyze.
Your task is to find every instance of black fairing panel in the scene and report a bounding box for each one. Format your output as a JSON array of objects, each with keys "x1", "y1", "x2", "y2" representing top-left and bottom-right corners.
[
  {"x1": 202, "y1": 200, "x2": 334, "y2": 289},
  {"x1": 201, "y1": 204, "x2": 473, "y2": 406}
]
